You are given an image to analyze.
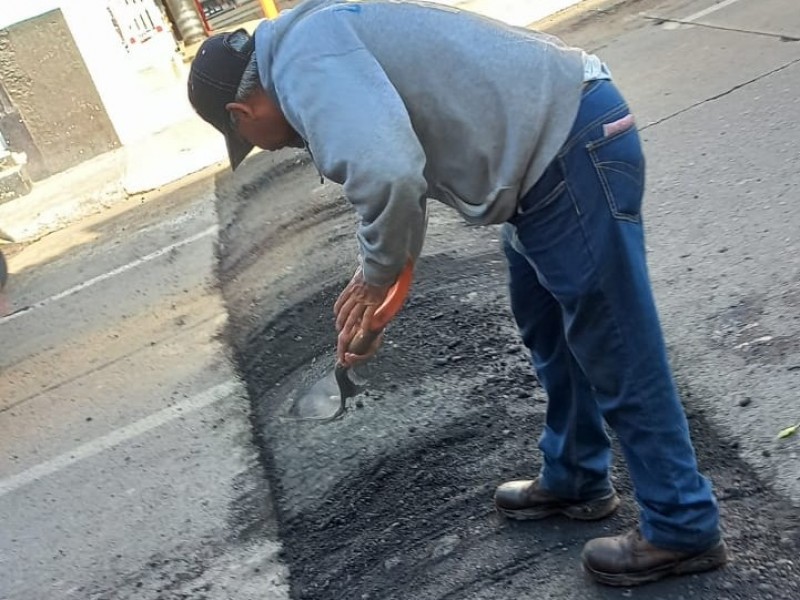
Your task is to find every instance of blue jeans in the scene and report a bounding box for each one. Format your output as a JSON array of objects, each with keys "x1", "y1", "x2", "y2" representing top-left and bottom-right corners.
[{"x1": 502, "y1": 79, "x2": 720, "y2": 551}]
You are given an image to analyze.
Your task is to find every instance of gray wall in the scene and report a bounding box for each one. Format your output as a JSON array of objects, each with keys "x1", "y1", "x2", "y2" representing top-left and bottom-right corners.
[{"x1": 0, "y1": 9, "x2": 119, "y2": 181}]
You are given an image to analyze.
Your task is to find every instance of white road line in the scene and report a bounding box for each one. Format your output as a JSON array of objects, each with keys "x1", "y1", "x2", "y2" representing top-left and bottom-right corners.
[
  {"x1": 0, "y1": 225, "x2": 218, "y2": 326},
  {"x1": 0, "y1": 379, "x2": 238, "y2": 498},
  {"x1": 682, "y1": 0, "x2": 747, "y2": 22},
  {"x1": 663, "y1": 0, "x2": 748, "y2": 29}
]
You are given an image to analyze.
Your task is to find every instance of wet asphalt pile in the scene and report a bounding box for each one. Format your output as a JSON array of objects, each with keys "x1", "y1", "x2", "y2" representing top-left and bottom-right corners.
[{"x1": 215, "y1": 154, "x2": 800, "y2": 600}]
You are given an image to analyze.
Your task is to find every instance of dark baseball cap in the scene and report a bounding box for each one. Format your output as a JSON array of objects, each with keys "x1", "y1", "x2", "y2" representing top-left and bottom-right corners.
[{"x1": 188, "y1": 29, "x2": 256, "y2": 169}]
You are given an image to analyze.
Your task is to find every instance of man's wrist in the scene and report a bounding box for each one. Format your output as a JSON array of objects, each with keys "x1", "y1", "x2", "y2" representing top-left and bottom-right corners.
[{"x1": 361, "y1": 259, "x2": 402, "y2": 289}]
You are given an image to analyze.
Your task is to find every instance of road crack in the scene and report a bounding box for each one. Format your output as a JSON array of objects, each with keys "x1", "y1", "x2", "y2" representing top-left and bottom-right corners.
[
  {"x1": 640, "y1": 55, "x2": 800, "y2": 131},
  {"x1": 641, "y1": 14, "x2": 800, "y2": 42}
]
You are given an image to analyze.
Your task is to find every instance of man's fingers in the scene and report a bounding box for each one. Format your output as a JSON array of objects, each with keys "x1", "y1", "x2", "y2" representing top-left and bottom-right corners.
[
  {"x1": 336, "y1": 330, "x2": 348, "y2": 364},
  {"x1": 333, "y1": 284, "x2": 353, "y2": 315},
  {"x1": 337, "y1": 324, "x2": 359, "y2": 364},
  {"x1": 335, "y1": 295, "x2": 360, "y2": 331},
  {"x1": 342, "y1": 304, "x2": 366, "y2": 338},
  {"x1": 334, "y1": 290, "x2": 354, "y2": 323},
  {"x1": 333, "y1": 266, "x2": 387, "y2": 364},
  {"x1": 337, "y1": 303, "x2": 380, "y2": 365},
  {"x1": 343, "y1": 331, "x2": 384, "y2": 367},
  {"x1": 334, "y1": 267, "x2": 364, "y2": 314},
  {"x1": 345, "y1": 302, "x2": 377, "y2": 338},
  {"x1": 343, "y1": 353, "x2": 363, "y2": 367},
  {"x1": 359, "y1": 305, "x2": 377, "y2": 338}
]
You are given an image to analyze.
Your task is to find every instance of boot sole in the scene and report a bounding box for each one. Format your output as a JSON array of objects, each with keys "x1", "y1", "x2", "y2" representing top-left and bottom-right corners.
[
  {"x1": 497, "y1": 492, "x2": 621, "y2": 522},
  {"x1": 583, "y1": 540, "x2": 729, "y2": 587}
]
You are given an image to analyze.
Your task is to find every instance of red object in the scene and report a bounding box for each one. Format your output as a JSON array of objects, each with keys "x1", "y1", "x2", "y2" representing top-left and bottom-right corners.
[
  {"x1": 192, "y1": 0, "x2": 213, "y2": 34},
  {"x1": 369, "y1": 260, "x2": 414, "y2": 332}
]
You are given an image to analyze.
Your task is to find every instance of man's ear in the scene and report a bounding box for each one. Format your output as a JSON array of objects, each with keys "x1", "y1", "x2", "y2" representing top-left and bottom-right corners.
[{"x1": 225, "y1": 102, "x2": 253, "y2": 122}]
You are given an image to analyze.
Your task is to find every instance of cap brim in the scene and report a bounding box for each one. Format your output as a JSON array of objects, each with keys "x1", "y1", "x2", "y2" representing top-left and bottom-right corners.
[{"x1": 224, "y1": 127, "x2": 254, "y2": 170}]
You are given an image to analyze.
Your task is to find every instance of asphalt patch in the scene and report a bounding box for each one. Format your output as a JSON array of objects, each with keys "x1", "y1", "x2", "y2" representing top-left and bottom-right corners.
[{"x1": 223, "y1": 252, "x2": 800, "y2": 600}]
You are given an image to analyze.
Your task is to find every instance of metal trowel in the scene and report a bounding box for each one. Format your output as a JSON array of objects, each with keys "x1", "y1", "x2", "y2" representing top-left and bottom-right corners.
[{"x1": 289, "y1": 261, "x2": 414, "y2": 423}]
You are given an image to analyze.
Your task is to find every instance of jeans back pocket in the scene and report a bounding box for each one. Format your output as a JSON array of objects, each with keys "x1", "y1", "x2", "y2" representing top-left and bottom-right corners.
[{"x1": 586, "y1": 120, "x2": 645, "y2": 222}]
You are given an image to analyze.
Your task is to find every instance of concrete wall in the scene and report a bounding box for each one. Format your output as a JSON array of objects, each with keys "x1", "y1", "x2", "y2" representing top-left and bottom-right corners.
[
  {"x1": 0, "y1": 81, "x2": 46, "y2": 180},
  {"x1": 56, "y1": 0, "x2": 194, "y2": 145},
  {"x1": 0, "y1": 10, "x2": 119, "y2": 180},
  {"x1": 1, "y1": 1, "x2": 196, "y2": 150}
]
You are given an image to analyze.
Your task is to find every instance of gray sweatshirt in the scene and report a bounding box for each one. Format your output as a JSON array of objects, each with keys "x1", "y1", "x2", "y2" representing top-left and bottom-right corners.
[{"x1": 254, "y1": 0, "x2": 586, "y2": 286}]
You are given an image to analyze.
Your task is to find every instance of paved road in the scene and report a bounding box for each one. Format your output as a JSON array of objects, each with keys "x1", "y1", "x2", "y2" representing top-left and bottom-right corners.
[
  {"x1": 576, "y1": 0, "x2": 800, "y2": 501},
  {"x1": 0, "y1": 174, "x2": 288, "y2": 599},
  {"x1": 2, "y1": 0, "x2": 799, "y2": 598},
  {"x1": 215, "y1": 0, "x2": 800, "y2": 598}
]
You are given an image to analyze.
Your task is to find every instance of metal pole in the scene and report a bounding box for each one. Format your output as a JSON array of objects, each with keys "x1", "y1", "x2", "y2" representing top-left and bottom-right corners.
[
  {"x1": 259, "y1": 0, "x2": 279, "y2": 19},
  {"x1": 164, "y1": 0, "x2": 207, "y2": 45}
]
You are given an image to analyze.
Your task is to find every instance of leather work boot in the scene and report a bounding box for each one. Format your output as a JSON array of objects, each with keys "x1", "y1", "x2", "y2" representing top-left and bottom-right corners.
[
  {"x1": 494, "y1": 477, "x2": 620, "y2": 521},
  {"x1": 582, "y1": 528, "x2": 729, "y2": 586}
]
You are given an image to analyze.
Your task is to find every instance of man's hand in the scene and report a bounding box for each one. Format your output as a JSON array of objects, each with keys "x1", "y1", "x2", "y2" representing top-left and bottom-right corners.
[{"x1": 334, "y1": 267, "x2": 390, "y2": 367}]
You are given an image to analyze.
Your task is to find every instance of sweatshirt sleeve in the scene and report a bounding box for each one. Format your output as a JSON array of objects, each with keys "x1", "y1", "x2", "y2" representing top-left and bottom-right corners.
[{"x1": 273, "y1": 14, "x2": 428, "y2": 287}]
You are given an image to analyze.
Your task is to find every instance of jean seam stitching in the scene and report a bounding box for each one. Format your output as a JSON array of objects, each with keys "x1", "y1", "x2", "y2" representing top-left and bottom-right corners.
[
  {"x1": 567, "y1": 189, "x2": 687, "y2": 540},
  {"x1": 560, "y1": 169, "x2": 642, "y2": 437},
  {"x1": 588, "y1": 146, "x2": 642, "y2": 223},
  {"x1": 559, "y1": 103, "x2": 630, "y2": 157}
]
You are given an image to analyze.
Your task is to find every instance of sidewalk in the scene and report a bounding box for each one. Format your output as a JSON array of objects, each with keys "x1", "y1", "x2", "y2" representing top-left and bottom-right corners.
[
  {"x1": 0, "y1": 117, "x2": 226, "y2": 243},
  {"x1": 434, "y1": 0, "x2": 580, "y2": 27},
  {"x1": 0, "y1": 0, "x2": 584, "y2": 244}
]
